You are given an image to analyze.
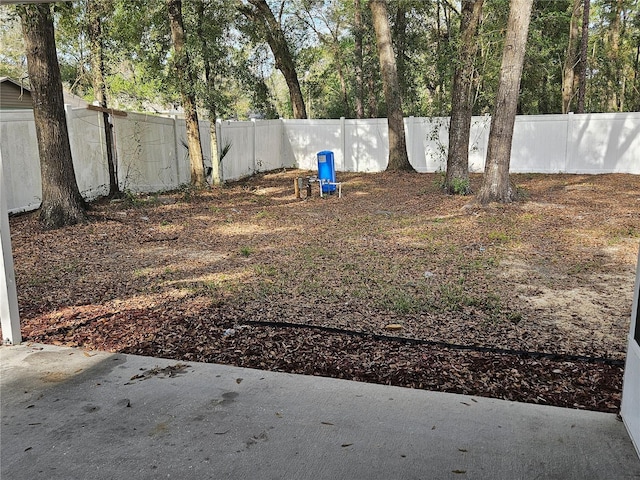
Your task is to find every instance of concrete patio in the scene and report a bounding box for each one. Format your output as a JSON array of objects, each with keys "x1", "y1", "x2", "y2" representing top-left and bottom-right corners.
[{"x1": 2, "y1": 343, "x2": 639, "y2": 480}]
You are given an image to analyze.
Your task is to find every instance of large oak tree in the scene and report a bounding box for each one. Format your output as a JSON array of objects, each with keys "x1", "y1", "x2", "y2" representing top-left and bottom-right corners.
[
  {"x1": 166, "y1": 0, "x2": 206, "y2": 188},
  {"x1": 240, "y1": 0, "x2": 307, "y2": 119},
  {"x1": 87, "y1": 0, "x2": 118, "y2": 196},
  {"x1": 370, "y1": 0, "x2": 413, "y2": 172},
  {"x1": 18, "y1": 3, "x2": 87, "y2": 229},
  {"x1": 477, "y1": 0, "x2": 534, "y2": 204},
  {"x1": 445, "y1": 0, "x2": 484, "y2": 195}
]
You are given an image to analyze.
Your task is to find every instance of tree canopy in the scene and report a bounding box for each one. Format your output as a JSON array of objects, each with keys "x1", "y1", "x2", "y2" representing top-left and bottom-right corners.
[{"x1": 1, "y1": 0, "x2": 638, "y2": 119}]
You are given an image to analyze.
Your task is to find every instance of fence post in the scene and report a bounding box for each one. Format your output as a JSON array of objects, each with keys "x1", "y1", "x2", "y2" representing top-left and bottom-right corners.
[
  {"x1": 216, "y1": 119, "x2": 224, "y2": 183},
  {"x1": 64, "y1": 104, "x2": 76, "y2": 164},
  {"x1": 340, "y1": 117, "x2": 346, "y2": 171},
  {"x1": 280, "y1": 119, "x2": 288, "y2": 169},
  {"x1": 564, "y1": 112, "x2": 574, "y2": 173},
  {"x1": 252, "y1": 118, "x2": 257, "y2": 173},
  {"x1": 172, "y1": 114, "x2": 181, "y2": 186},
  {"x1": 407, "y1": 116, "x2": 415, "y2": 169},
  {"x1": 0, "y1": 151, "x2": 22, "y2": 345}
]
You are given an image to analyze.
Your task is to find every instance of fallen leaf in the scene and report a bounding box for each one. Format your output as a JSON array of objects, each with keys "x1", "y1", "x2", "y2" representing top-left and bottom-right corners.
[{"x1": 384, "y1": 324, "x2": 403, "y2": 331}]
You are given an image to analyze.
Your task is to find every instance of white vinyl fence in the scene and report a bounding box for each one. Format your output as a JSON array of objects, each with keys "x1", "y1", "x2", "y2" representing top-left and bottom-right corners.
[{"x1": 1, "y1": 108, "x2": 639, "y2": 214}]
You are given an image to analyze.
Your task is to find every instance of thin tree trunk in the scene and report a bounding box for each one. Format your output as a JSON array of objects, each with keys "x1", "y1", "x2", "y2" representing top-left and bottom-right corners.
[
  {"x1": 370, "y1": 0, "x2": 413, "y2": 172},
  {"x1": 87, "y1": 0, "x2": 118, "y2": 196},
  {"x1": 634, "y1": 42, "x2": 640, "y2": 111},
  {"x1": 445, "y1": 0, "x2": 484, "y2": 195},
  {"x1": 576, "y1": 0, "x2": 590, "y2": 113},
  {"x1": 242, "y1": 0, "x2": 307, "y2": 119},
  {"x1": 166, "y1": 0, "x2": 206, "y2": 188},
  {"x1": 19, "y1": 4, "x2": 87, "y2": 229},
  {"x1": 195, "y1": 0, "x2": 222, "y2": 185},
  {"x1": 336, "y1": 61, "x2": 350, "y2": 117},
  {"x1": 477, "y1": 0, "x2": 534, "y2": 204},
  {"x1": 364, "y1": 39, "x2": 379, "y2": 118},
  {"x1": 606, "y1": 0, "x2": 623, "y2": 111},
  {"x1": 354, "y1": 0, "x2": 365, "y2": 119},
  {"x1": 562, "y1": 0, "x2": 581, "y2": 114}
]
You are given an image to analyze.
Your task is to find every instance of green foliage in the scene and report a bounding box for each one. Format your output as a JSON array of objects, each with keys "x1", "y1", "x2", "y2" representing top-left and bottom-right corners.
[
  {"x1": 0, "y1": 7, "x2": 27, "y2": 80},
  {"x1": 7, "y1": 0, "x2": 639, "y2": 117},
  {"x1": 450, "y1": 177, "x2": 471, "y2": 195}
]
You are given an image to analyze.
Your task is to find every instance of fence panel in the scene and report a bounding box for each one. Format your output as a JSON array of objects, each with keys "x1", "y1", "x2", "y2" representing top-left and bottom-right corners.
[
  {"x1": 66, "y1": 107, "x2": 111, "y2": 199},
  {"x1": 218, "y1": 120, "x2": 255, "y2": 181},
  {"x1": 256, "y1": 120, "x2": 288, "y2": 172},
  {"x1": 343, "y1": 119, "x2": 387, "y2": 172},
  {"x1": 0, "y1": 110, "x2": 41, "y2": 214},
  {"x1": 568, "y1": 113, "x2": 640, "y2": 173},
  {"x1": 284, "y1": 119, "x2": 343, "y2": 171},
  {"x1": 2, "y1": 110, "x2": 640, "y2": 214},
  {"x1": 510, "y1": 115, "x2": 569, "y2": 173},
  {"x1": 113, "y1": 112, "x2": 180, "y2": 193}
]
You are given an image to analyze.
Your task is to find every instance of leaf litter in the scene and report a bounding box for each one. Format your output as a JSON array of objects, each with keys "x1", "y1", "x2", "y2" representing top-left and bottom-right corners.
[{"x1": 6, "y1": 171, "x2": 640, "y2": 413}]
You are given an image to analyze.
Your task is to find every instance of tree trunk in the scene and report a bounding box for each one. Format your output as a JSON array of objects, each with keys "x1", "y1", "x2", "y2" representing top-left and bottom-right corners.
[
  {"x1": 562, "y1": 0, "x2": 581, "y2": 114},
  {"x1": 336, "y1": 61, "x2": 350, "y2": 117},
  {"x1": 477, "y1": 0, "x2": 534, "y2": 205},
  {"x1": 243, "y1": 0, "x2": 307, "y2": 119},
  {"x1": 195, "y1": 0, "x2": 222, "y2": 185},
  {"x1": 166, "y1": 0, "x2": 206, "y2": 188},
  {"x1": 634, "y1": 42, "x2": 640, "y2": 111},
  {"x1": 19, "y1": 4, "x2": 87, "y2": 229},
  {"x1": 393, "y1": 2, "x2": 408, "y2": 103},
  {"x1": 445, "y1": 0, "x2": 484, "y2": 195},
  {"x1": 354, "y1": 0, "x2": 365, "y2": 119},
  {"x1": 87, "y1": 0, "x2": 119, "y2": 197},
  {"x1": 370, "y1": 0, "x2": 413, "y2": 172},
  {"x1": 364, "y1": 40, "x2": 379, "y2": 118},
  {"x1": 606, "y1": 0, "x2": 623, "y2": 112},
  {"x1": 576, "y1": 0, "x2": 590, "y2": 113}
]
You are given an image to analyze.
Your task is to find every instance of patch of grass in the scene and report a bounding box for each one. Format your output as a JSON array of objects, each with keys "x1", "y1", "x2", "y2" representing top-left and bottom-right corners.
[
  {"x1": 450, "y1": 178, "x2": 471, "y2": 195},
  {"x1": 436, "y1": 282, "x2": 472, "y2": 312},
  {"x1": 299, "y1": 245, "x2": 335, "y2": 262},
  {"x1": 133, "y1": 268, "x2": 150, "y2": 278},
  {"x1": 567, "y1": 260, "x2": 602, "y2": 275},
  {"x1": 460, "y1": 256, "x2": 499, "y2": 273},
  {"x1": 377, "y1": 288, "x2": 426, "y2": 314},
  {"x1": 26, "y1": 275, "x2": 50, "y2": 287},
  {"x1": 515, "y1": 185, "x2": 530, "y2": 200},
  {"x1": 254, "y1": 264, "x2": 278, "y2": 277},
  {"x1": 608, "y1": 225, "x2": 640, "y2": 244},
  {"x1": 59, "y1": 261, "x2": 82, "y2": 274},
  {"x1": 240, "y1": 246, "x2": 254, "y2": 257},
  {"x1": 488, "y1": 230, "x2": 512, "y2": 244}
]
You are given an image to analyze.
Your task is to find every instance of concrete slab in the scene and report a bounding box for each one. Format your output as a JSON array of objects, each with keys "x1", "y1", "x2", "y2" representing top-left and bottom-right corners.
[{"x1": 2, "y1": 343, "x2": 639, "y2": 480}]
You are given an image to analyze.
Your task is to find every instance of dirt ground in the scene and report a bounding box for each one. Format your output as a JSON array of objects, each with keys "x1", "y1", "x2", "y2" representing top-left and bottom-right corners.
[{"x1": 6, "y1": 171, "x2": 640, "y2": 413}]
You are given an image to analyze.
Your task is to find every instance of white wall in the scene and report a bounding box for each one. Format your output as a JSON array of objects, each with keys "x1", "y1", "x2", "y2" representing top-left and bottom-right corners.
[{"x1": 2, "y1": 109, "x2": 639, "y2": 214}]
